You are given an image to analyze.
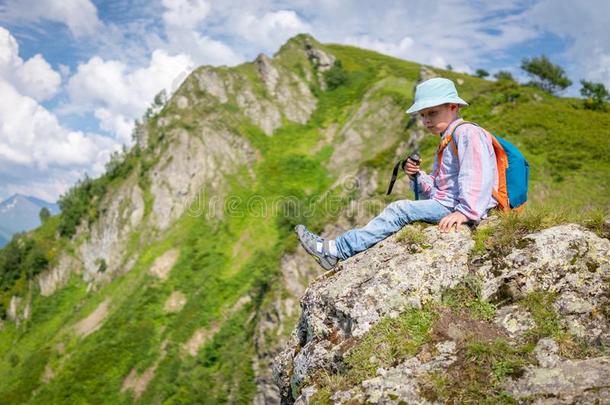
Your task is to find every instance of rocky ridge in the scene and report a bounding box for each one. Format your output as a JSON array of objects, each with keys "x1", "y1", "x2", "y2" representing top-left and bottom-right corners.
[{"x1": 273, "y1": 223, "x2": 610, "y2": 404}]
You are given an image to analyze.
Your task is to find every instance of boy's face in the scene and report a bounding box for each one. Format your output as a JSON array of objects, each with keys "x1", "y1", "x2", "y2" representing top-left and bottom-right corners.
[{"x1": 418, "y1": 103, "x2": 459, "y2": 135}]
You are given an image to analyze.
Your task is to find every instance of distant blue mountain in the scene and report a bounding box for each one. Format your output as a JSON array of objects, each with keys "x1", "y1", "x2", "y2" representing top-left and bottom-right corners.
[{"x1": 0, "y1": 194, "x2": 60, "y2": 248}]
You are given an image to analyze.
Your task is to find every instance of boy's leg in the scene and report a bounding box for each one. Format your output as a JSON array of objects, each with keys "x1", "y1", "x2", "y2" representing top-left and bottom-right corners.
[
  {"x1": 294, "y1": 225, "x2": 338, "y2": 271},
  {"x1": 334, "y1": 199, "x2": 451, "y2": 260}
]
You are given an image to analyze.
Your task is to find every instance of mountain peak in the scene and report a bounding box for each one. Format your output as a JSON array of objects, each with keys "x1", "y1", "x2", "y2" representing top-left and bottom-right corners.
[{"x1": 0, "y1": 193, "x2": 60, "y2": 246}]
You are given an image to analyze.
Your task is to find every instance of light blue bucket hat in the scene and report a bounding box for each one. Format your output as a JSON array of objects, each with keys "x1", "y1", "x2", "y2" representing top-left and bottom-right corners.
[{"x1": 406, "y1": 77, "x2": 468, "y2": 114}]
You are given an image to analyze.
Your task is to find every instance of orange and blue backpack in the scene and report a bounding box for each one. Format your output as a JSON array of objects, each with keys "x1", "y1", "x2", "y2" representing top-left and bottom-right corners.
[{"x1": 438, "y1": 121, "x2": 529, "y2": 212}]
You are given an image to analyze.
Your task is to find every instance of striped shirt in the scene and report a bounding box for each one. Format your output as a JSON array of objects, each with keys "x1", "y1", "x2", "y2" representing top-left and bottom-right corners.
[{"x1": 411, "y1": 117, "x2": 498, "y2": 221}]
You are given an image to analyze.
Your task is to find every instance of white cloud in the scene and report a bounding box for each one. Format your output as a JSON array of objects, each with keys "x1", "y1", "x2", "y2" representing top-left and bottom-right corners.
[
  {"x1": 0, "y1": 27, "x2": 118, "y2": 202},
  {"x1": 0, "y1": 163, "x2": 91, "y2": 203},
  {"x1": 163, "y1": 28, "x2": 242, "y2": 67},
  {"x1": 0, "y1": 27, "x2": 61, "y2": 101},
  {"x1": 161, "y1": 0, "x2": 242, "y2": 66},
  {"x1": 0, "y1": 80, "x2": 117, "y2": 169},
  {"x1": 162, "y1": 0, "x2": 211, "y2": 29},
  {"x1": 304, "y1": 0, "x2": 537, "y2": 73},
  {"x1": 0, "y1": 0, "x2": 101, "y2": 37},
  {"x1": 344, "y1": 35, "x2": 414, "y2": 58},
  {"x1": 65, "y1": 49, "x2": 195, "y2": 143},
  {"x1": 523, "y1": 0, "x2": 610, "y2": 92},
  {"x1": 0, "y1": 79, "x2": 120, "y2": 200},
  {"x1": 233, "y1": 9, "x2": 312, "y2": 49},
  {"x1": 4, "y1": 0, "x2": 610, "y2": 201},
  {"x1": 16, "y1": 54, "x2": 62, "y2": 101}
]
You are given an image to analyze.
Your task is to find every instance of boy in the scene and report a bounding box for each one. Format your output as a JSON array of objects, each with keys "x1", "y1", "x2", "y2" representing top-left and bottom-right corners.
[{"x1": 296, "y1": 77, "x2": 498, "y2": 270}]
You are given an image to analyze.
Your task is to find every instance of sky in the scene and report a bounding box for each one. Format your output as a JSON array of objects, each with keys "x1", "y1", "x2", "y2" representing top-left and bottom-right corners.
[{"x1": 0, "y1": 0, "x2": 608, "y2": 203}]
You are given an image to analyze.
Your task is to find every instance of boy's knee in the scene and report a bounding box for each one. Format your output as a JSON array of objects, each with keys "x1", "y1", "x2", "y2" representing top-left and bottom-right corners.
[
  {"x1": 385, "y1": 200, "x2": 413, "y2": 220},
  {"x1": 386, "y1": 200, "x2": 408, "y2": 212}
]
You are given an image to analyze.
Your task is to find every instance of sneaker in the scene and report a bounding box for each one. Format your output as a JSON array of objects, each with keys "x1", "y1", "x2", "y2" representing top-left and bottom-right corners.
[{"x1": 295, "y1": 224, "x2": 338, "y2": 271}]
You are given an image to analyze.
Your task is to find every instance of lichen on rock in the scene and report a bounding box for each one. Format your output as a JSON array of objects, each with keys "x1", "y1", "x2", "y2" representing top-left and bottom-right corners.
[{"x1": 273, "y1": 223, "x2": 610, "y2": 404}]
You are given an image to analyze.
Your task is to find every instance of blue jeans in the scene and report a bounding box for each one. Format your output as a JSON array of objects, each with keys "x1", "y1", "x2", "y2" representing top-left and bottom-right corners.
[{"x1": 334, "y1": 199, "x2": 452, "y2": 260}]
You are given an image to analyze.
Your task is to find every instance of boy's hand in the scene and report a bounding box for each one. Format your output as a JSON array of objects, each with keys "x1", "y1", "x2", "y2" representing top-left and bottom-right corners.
[
  {"x1": 438, "y1": 211, "x2": 468, "y2": 232},
  {"x1": 404, "y1": 158, "x2": 421, "y2": 179}
]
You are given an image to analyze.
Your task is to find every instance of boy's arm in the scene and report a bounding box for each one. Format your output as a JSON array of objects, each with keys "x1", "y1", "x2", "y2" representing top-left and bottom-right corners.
[
  {"x1": 410, "y1": 170, "x2": 434, "y2": 199},
  {"x1": 453, "y1": 126, "x2": 496, "y2": 221}
]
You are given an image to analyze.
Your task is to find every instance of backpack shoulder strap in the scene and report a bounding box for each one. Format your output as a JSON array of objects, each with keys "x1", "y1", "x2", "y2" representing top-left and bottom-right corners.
[{"x1": 438, "y1": 121, "x2": 475, "y2": 158}]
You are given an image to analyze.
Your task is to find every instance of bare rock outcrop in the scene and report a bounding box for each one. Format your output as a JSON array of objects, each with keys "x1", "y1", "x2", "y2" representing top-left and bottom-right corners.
[
  {"x1": 274, "y1": 226, "x2": 474, "y2": 401},
  {"x1": 480, "y1": 224, "x2": 610, "y2": 345},
  {"x1": 273, "y1": 224, "x2": 610, "y2": 404},
  {"x1": 78, "y1": 175, "x2": 145, "y2": 283},
  {"x1": 328, "y1": 80, "x2": 408, "y2": 176},
  {"x1": 149, "y1": 126, "x2": 258, "y2": 230},
  {"x1": 38, "y1": 253, "x2": 80, "y2": 296}
]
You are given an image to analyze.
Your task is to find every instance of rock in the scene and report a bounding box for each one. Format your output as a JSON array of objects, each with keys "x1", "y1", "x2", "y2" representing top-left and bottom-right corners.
[
  {"x1": 22, "y1": 299, "x2": 31, "y2": 320},
  {"x1": 78, "y1": 177, "x2": 145, "y2": 283},
  {"x1": 253, "y1": 378, "x2": 282, "y2": 405},
  {"x1": 505, "y1": 356, "x2": 610, "y2": 402},
  {"x1": 149, "y1": 127, "x2": 257, "y2": 229},
  {"x1": 236, "y1": 43, "x2": 318, "y2": 135},
  {"x1": 494, "y1": 304, "x2": 535, "y2": 341},
  {"x1": 294, "y1": 386, "x2": 317, "y2": 405},
  {"x1": 256, "y1": 53, "x2": 281, "y2": 96},
  {"x1": 305, "y1": 43, "x2": 335, "y2": 72},
  {"x1": 274, "y1": 222, "x2": 610, "y2": 404},
  {"x1": 38, "y1": 254, "x2": 79, "y2": 296},
  {"x1": 554, "y1": 291, "x2": 594, "y2": 315},
  {"x1": 253, "y1": 247, "x2": 324, "y2": 405},
  {"x1": 7, "y1": 295, "x2": 22, "y2": 323},
  {"x1": 329, "y1": 341, "x2": 457, "y2": 404},
  {"x1": 274, "y1": 71, "x2": 316, "y2": 125},
  {"x1": 434, "y1": 307, "x2": 506, "y2": 346},
  {"x1": 534, "y1": 338, "x2": 561, "y2": 368},
  {"x1": 328, "y1": 80, "x2": 407, "y2": 175},
  {"x1": 481, "y1": 224, "x2": 610, "y2": 345},
  {"x1": 236, "y1": 87, "x2": 283, "y2": 135},
  {"x1": 419, "y1": 66, "x2": 437, "y2": 82},
  {"x1": 42, "y1": 363, "x2": 54, "y2": 383},
  {"x1": 274, "y1": 226, "x2": 474, "y2": 401},
  {"x1": 304, "y1": 39, "x2": 336, "y2": 91},
  {"x1": 194, "y1": 67, "x2": 229, "y2": 103},
  {"x1": 176, "y1": 96, "x2": 189, "y2": 109}
]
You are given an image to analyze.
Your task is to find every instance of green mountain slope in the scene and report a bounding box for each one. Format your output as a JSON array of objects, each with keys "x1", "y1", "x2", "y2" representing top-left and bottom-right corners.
[{"x1": 0, "y1": 34, "x2": 608, "y2": 404}]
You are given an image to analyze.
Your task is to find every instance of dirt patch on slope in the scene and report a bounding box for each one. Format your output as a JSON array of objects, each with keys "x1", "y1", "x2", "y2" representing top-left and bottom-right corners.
[
  {"x1": 74, "y1": 298, "x2": 111, "y2": 337},
  {"x1": 149, "y1": 249, "x2": 179, "y2": 280},
  {"x1": 431, "y1": 308, "x2": 507, "y2": 348},
  {"x1": 163, "y1": 291, "x2": 187, "y2": 313},
  {"x1": 182, "y1": 323, "x2": 221, "y2": 357},
  {"x1": 121, "y1": 340, "x2": 168, "y2": 399}
]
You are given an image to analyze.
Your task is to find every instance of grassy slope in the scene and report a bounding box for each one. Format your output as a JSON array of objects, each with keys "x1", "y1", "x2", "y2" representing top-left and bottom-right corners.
[{"x1": 0, "y1": 38, "x2": 608, "y2": 404}]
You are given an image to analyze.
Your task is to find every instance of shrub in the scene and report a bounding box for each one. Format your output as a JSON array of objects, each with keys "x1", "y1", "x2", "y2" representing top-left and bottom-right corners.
[
  {"x1": 521, "y1": 55, "x2": 572, "y2": 94},
  {"x1": 57, "y1": 175, "x2": 104, "y2": 238},
  {"x1": 475, "y1": 69, "x2": 490, "y2": 78},
  {"x1": 580, "y1": 79, "x2": 609, "y2": 111},
  {"x1": 323, "y1": 60, "x2": 349, "y2": 90},
  {"x1": 0, "y1": 234, "x2": 50, "y2": 295},
  {"x1": 494, "y1": 70, "x2": 515, "y2": 82},
  {"x1": 39, "y1": 207, "x2": 51, "y2": 223}
]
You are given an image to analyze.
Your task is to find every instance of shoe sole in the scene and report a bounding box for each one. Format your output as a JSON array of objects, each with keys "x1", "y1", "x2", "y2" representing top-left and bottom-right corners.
[{"x1": 295, "y1": 225, "x2": 336, "y2": 271}]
